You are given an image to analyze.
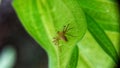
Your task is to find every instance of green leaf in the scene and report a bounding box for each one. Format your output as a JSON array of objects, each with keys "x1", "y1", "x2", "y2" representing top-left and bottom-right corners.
[
  {"x1": 85, "y1": 13, "x2": 119, "y2": 64},
  {"x1": 12, "y1": 0, "x2": 87, "y2": 68},
  {"x1": 66, "y1": 45, "x2": 78, "y2": 68},
  {"x1": 78, "y1": 0, "x2": 120, "y2": 32},
  {"x1": 12, "y1": 0, "x2": 119, "y2": 68},
  {"x1": 77, "y1": 31, "x2": 118, "y2": 68}
]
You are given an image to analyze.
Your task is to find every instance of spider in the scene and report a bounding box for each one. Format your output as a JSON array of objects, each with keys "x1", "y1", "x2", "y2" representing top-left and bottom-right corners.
[{"x1": 53, "y1": 24, "x2": 73, "y2": 45}]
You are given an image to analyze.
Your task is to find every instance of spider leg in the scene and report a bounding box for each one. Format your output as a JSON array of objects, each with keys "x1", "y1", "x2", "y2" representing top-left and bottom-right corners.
[
  {"x1": 63, "y1": 27, "x2": 73, "y2": 34},
  {"x1": 66, "y1": 33, "x2": 78, "y2": 37},
  {"x1": 63, "y1": 24, "x2": 70, "y2": 32},
  {"x1": 53, "y1": 37, "x2": 60, "y2": 45},
  {"x1": 67, "y1": 27, "x2": 73, "y2": 31}
]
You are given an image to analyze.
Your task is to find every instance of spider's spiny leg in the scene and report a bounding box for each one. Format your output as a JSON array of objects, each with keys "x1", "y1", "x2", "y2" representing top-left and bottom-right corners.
[{"x1": 63, "y1": 24, "x2": 70, "y2": 32}]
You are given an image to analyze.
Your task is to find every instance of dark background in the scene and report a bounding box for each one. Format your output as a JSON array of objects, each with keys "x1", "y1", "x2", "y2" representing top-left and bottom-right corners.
[{"x1": 0, "y1": 0, "x2": 48, "y2": 68}]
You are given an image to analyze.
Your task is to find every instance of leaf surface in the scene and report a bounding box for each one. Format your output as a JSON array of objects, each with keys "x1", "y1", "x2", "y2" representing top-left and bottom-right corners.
[{"x1": 12, "y1": 0, "x2": 87, "y2": 68}]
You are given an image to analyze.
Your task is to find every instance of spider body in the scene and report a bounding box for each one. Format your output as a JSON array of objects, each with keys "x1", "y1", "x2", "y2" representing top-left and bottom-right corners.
[
  {"x1": 53, "y1": 24, "x2": 72, "y2": 45},
  {"x1": 57, "y1": 31, "x2": 68, "y2": 42}
]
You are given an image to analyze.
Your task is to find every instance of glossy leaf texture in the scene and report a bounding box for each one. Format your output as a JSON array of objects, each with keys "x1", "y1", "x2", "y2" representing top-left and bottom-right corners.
[
  {"x1": 78, "y1": 0, "x2": 120, "y2": 32},
  {"x1": 85, "y1": 13, "x2": 118, "y2": 64},
  {"x1": 77, "y1": 31, "x2": 119, "y2": 68},
  {"x1": 12, "y1": 0, "x2": 86, "y2": 68},
  {"x1": 77, "y1": 0, "x2": 119, "y2": 67}
]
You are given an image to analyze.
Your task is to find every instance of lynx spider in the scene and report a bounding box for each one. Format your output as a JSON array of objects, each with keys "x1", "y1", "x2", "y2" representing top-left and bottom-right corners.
[{"x1": 53, "y1": 24, "x2": 73, "y2": 45}]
